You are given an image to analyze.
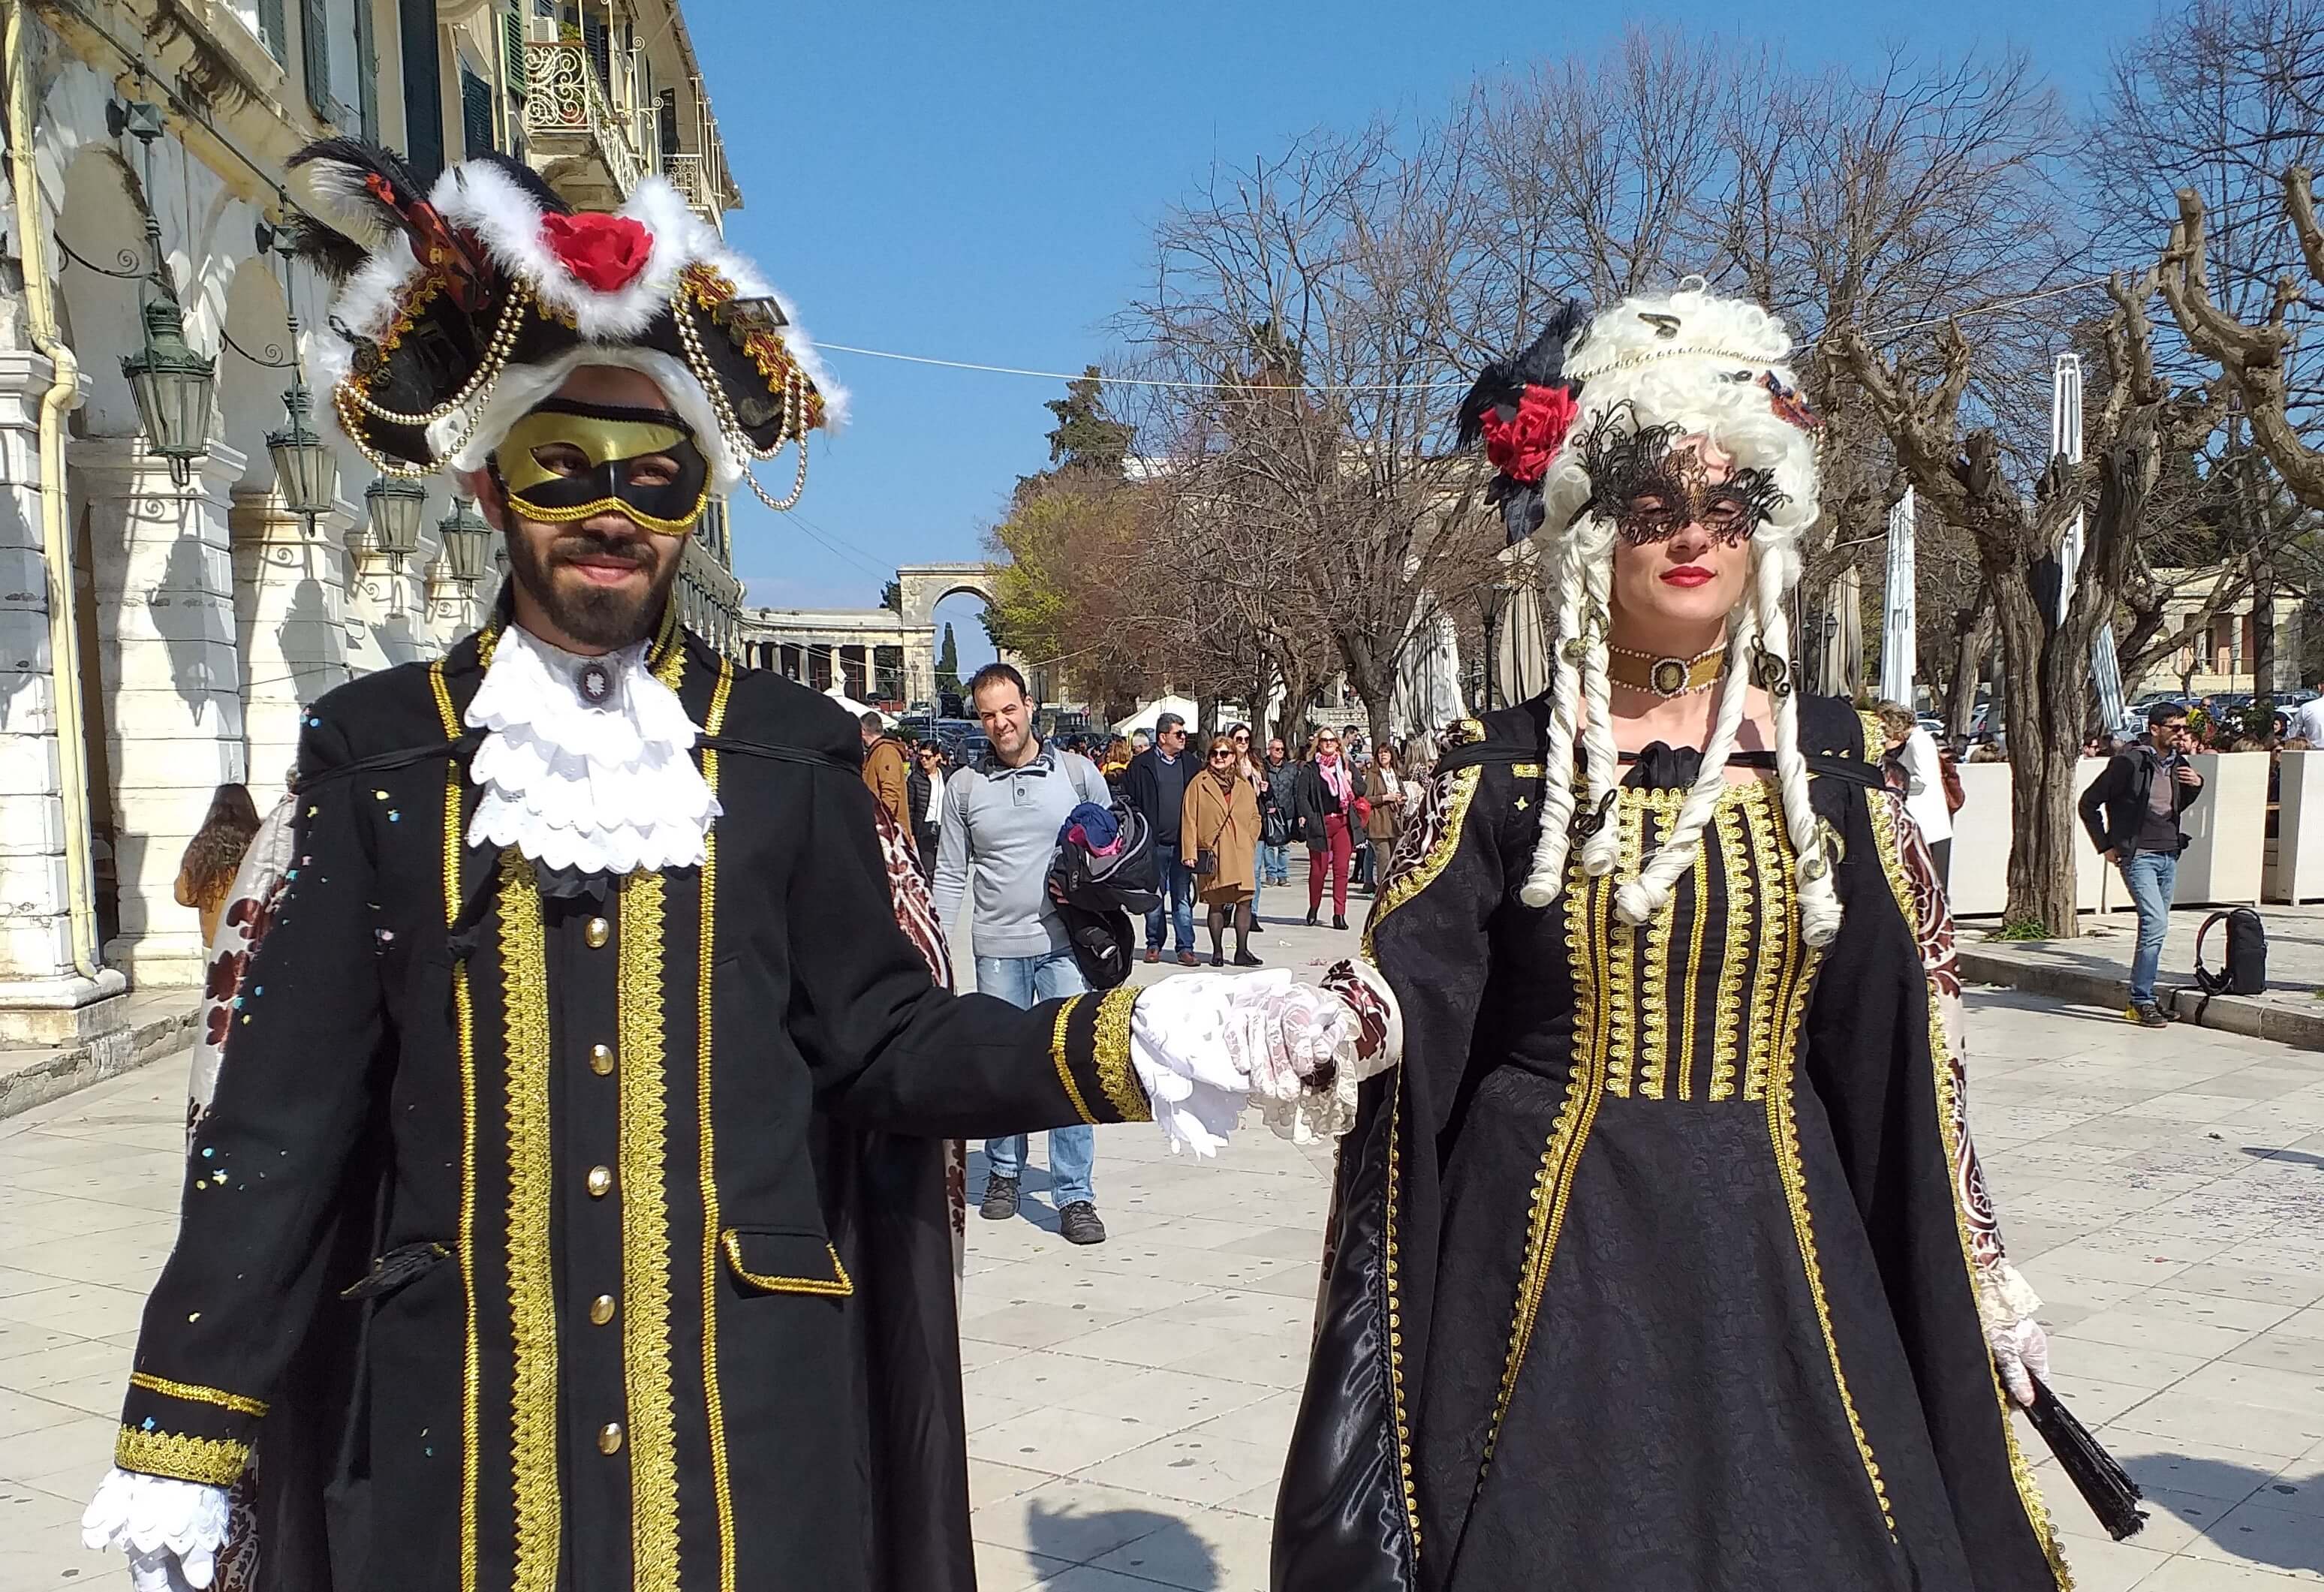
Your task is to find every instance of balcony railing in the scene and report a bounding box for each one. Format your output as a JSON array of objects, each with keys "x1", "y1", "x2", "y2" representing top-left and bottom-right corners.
[
  {"x1": 522, "y1": 40, "x2": 643, "y2": 196},
  {"x1": 664, "y1": 154, "x2": 723, "y2": 231}
]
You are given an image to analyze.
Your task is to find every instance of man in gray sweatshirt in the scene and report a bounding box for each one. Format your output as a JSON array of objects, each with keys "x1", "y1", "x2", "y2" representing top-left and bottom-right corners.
[{"x1": 934, "y1": 664, "x2": 1112, "y2": 1244}]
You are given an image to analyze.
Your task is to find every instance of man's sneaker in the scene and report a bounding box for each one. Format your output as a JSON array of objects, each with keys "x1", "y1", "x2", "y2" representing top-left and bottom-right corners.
[
  {"x1": 980, "y1": 1174, "x2": 1021, "y2": 1220},
  {"x1": 1058, "y1": 1201, "x2": 1107, "y2": 1245},
  {"x1": 1179, "y1": 951, "x2": 1200, "y2": 967},
  {"x1": 2126, "y1": 1002, "x2": 2172, "y2": 1028},
  {"x1": 1143, "y1": 947, "x2": 1161, "y2": 965}
]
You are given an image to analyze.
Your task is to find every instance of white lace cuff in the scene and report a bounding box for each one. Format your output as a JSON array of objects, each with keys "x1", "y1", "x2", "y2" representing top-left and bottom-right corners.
[
  {"x1": 83, "y1": 1467, "x2": 229, "y2": 1590},
  {"x1": 1974, "y1": 1259, "x2": 2043, "y2": 1332}
]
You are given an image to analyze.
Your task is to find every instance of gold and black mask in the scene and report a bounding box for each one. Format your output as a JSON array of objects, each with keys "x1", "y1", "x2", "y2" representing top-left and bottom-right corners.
[{"x1": 492, "y1": 398, "x2": 712, "y2": 537}]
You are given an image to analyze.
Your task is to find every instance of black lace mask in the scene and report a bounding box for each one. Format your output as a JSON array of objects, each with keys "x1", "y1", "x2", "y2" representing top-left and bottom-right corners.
[{"x1": 1573, "y1": 408, "x2": 1789, "y2": 546}]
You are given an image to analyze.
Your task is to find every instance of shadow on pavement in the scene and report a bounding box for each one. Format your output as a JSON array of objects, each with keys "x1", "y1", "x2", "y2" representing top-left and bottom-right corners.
[
  {"x1": 1025, "y1": 1503, "x2": 1222, "y2": 1588},
  {"x1": 2121, "y1": 1453, "x2": 2323, "y2": 1575},
  {"x1": 2242, "y1": 1145, "x2": 2324, "y2": 1169}
]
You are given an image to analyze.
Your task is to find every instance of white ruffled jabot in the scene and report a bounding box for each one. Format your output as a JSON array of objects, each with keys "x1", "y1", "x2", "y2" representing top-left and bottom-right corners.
[{"x1": 466, "y1": 625, "x2": 721, "y2": 874}]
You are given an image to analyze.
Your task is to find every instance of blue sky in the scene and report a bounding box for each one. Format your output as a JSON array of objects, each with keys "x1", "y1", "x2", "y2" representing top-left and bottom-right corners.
[{"x1": 687, "y1": 0, "x2": 2145, "y2": 622}]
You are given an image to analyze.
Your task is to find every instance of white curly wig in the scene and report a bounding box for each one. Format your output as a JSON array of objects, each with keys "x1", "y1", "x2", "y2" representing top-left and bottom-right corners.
[{"x1": 1513, "y1": 281, "x2": 1838, "y2": 946}]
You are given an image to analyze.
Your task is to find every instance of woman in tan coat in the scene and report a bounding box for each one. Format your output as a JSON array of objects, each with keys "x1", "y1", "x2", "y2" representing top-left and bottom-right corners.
[
  {"x1": 1183, "y1": 733, "x2": 1263, "y2": 967},
  {"x1": 1361, "y1": 743, "x2": 1409, "y2": 864}
]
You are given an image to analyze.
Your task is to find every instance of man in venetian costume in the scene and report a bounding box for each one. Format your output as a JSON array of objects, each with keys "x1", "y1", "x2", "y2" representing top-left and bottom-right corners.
[
  {"x1": 1272, "y1": 284, "x2": 2095, "y2": 1590},
  {"x1": 79, "y1": 143, "x2": 1386, "y2": 1592}
]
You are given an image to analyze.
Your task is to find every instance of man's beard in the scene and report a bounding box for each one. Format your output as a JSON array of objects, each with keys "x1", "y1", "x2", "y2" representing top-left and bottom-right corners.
[{"x1": 504, "y1": 522, "x2": 682, "y2": 650}]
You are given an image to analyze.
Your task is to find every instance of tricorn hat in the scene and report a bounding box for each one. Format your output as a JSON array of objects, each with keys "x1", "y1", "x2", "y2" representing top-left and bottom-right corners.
[{"x1": 286, "y1": 140, "x2": 844, "y2": 510}]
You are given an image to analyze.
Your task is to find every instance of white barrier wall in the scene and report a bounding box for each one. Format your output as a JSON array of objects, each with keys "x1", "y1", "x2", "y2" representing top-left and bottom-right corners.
[
  {"x1": 1948, "y1": 758, "x2": 2114, "y2": 919},
  {"x1": 2175, "y1": 751, "x2": 2265, "y2": 906},
  {"x1": 2271, "y1": 751, "x2": 2324, "y2": 904}
]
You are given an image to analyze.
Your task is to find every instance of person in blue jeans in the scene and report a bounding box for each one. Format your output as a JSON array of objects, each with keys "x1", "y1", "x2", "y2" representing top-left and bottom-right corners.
[
  {"x1": 971, "y1": 947, "x2": 1097, "y2": 1232},
  {"x1": 2078, "y1": 701, "x2": 2206, "y2": 1027},
  {"x1": 934, "y1": 664, "x2": 1112, "y2": 1242},
  {"x1": 1125, "y1": 713, "x2": 1198, "y2": 964},
  {"x1": 1260, "y1": 737, "x2": 1295, "y2": 886}
]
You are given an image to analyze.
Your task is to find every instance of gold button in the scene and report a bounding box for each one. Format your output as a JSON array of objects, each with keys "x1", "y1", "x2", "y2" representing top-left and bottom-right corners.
[
  {"x1": 589, "y1": 1043, "x2": 615, "y2": 1076},
  {"x1": 598, "y1": 1422, "x2": 623, "y2": 1455},
  {"x1": 585, "y1": 916, "x2": 611, "y2": 949},
  {"x1": 589, "y1": 1293, "x2": 617, "y2": 1326},
  {"x1": 586, "y1": 1166, "x2": 613, "y2": 1198}
]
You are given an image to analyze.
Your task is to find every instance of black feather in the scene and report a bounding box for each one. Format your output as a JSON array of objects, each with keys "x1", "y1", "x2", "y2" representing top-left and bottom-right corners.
[
  {"x1": 456, "y1": 154, "x2": 574, "y2": 218},
  {"x1": 287, "y1": 138, "x2": 432, "y2": 247},
  {"x1": 276, "y1": 209, "x2": 369, "y2": 284},
  {"x1": 1456, "y1": 301, "x2": 1588, "y2": 448}
]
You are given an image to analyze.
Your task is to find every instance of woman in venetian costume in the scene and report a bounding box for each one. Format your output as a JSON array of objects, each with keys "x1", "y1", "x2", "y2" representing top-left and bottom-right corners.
[{"x1": 1272, "y1": 284, "x2": 2079, "y2": 1590}]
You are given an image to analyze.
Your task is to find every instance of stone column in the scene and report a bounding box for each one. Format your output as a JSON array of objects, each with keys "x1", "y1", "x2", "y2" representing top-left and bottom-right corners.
[
  {"x1": 0, "y1": 353, "x2": 129, "y2": 1042},
  {"x1": 72, "y1": 435, "x2": 249, "y2": 989},
  {"x1": 230, "y1": 485, "x2": 354, "y2": 798}
]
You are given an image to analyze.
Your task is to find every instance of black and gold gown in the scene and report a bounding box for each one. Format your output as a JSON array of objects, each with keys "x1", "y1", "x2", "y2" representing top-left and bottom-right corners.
[{"x1": 1273, "y1": 695, "x2": 2071, "y2": 1592}]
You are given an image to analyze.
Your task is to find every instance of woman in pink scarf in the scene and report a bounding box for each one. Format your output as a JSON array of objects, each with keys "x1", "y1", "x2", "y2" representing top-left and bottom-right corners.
[{"x1": 1293, "y1": 729, "x2": 1357, "y2": 928}]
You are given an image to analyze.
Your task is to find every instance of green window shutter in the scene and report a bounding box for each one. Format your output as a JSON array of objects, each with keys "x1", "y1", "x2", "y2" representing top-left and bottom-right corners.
[
  {"x1": 257, "y1": 0, "x2": 287, "y2": 62},
  {"x1": 462, "y1": 67, "x2": 494, "y2": 158},
  {"x1": 501, "y1": 4, "x2": 525, "y2": 95},
  {"x1": 354, "y1": 0, "x2": 378, "y2": 139},
  {"x1": 302, "y1": 0, "x2": 330, "y2": 119}
]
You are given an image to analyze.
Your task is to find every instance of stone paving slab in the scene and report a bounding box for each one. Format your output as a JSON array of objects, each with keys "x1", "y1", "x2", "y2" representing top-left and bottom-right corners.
[
  {"x1": 1960, "y1": 904, "x2": 2324, "y2": 1052},
  {"x1": 8, "y1": 910, "x2": 2324, "y2": 1589}
]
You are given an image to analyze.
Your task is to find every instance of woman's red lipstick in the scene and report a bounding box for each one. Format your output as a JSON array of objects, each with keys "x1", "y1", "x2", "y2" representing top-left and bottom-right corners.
[{"x1": 1661, "y1": 565, "x2": 1714, "y2": 587}]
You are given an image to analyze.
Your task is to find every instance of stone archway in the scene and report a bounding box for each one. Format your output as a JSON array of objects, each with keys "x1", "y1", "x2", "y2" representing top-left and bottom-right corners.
[{"x1": 896, "y1": 561, "x2": 1005, "y2": 708}]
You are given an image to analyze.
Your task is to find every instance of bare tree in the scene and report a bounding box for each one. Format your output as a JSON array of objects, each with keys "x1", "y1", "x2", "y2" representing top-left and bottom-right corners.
[
  {"x1": 1833, "y1": 276, "x2": 2227, "y2": 934},
  {"x1": 1124, "y1": 126, "x2": 1507, "y2": 751}
]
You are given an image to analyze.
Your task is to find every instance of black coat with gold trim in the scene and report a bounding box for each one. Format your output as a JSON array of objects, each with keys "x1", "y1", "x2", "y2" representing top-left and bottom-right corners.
[
  {"x1": 1271, "y1": 695, "x2": 2070, "y2": 1592},
  {"x1": 115, "y1": 624, "x2": 1148, "y2": 1592}
]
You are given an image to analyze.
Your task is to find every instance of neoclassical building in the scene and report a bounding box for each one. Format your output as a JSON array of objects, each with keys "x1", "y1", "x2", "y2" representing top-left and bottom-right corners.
[{"x1": 0, "y1": 0, "x2": 744, "y2": 1066}]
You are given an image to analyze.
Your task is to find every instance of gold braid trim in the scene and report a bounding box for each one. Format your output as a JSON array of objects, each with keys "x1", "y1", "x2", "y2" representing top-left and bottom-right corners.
[
  {"x1": 697, "y1": 658, "x2": 739, "y2": 1592},
  {"x1": 1708, "y1": 796, "x2": 1755, "y2": 1101},
  {"x1": 1478, "y1": 861, "x2": 1608, "y2": 1482},
  {"x1": 1639, "y1": 804, "x2": 1677, "y2": 1100},
  {"x1": 1047, "y1": 996, "x2": 1097, "y2": 1125},
  {"x1": 719, "y1": 1232, "x2": 854, "y2": 1296},
  {"x1": 1676, "y1": 840, "x2": 1708, "y2": 1102},
  {"x1": 1383, "y1": 1084, "x2": 1421, "y2": 1561},
  {"x1": 116, "y1": 1427, "x2": 249, "y2": 1485},
  {"x1": 1868, "y1": 798, "x2": 2073, "y2": 1590},
  {"x1": 1604, "y1": 802, "x2": 1644, "y2": 1098},
  {"x1": 427, "y1": 661, "x2": 482, "y2": 1592},
  {"x1": 1362, "y1": 760, "x2": 1483, "y2": 962},
  {"x1": 619, "y1": 871, "x2": 683, "y2": 1592},
  {"x1": 1093, "y1": 986, "x2": 1148, "y2": 1122},
  {"x1": 497, "y1": 851, "x2": 561, "y2": 1592},
  {"x1": 127, "y1": 1374, "x2": 268, "y2": 1417},
  {"x1": 1741, "y1": 790, "x2": 1796, "y2": 1103}
]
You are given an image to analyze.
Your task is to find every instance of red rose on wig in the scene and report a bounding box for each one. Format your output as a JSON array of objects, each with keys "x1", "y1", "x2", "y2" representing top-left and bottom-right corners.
[
  {"x1": 540, "y1": 212, "x2": 653, "y2": 292},
  {"x1": 1478, "y1": 384, "x2": 1579, "y2": 485}
]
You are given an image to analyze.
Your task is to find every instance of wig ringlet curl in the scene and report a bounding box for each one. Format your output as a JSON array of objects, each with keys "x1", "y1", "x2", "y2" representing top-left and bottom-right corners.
[{"x1": 1509, "y1": 281, "x2": 1840, "y2": 947}]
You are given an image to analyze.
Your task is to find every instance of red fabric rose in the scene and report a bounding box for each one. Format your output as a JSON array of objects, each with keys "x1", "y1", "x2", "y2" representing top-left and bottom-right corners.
[
  {"x1": 540, "y1": 212, "x2": 653, "y2": 293},
  {"x1": 1478, "y1": 384, "x2": 1579, "y2": 485}
]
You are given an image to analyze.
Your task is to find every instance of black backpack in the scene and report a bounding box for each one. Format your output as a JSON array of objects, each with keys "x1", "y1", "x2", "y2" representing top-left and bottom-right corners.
[{"x1": 2193, "y1": 908, "x2": 2268, "y2": 996}]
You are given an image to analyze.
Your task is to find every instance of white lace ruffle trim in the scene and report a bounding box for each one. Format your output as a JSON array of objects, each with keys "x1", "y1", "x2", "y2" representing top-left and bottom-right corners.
[
  {"x1": 1126, "y1": 969, "x2": 1381, "y2": 1156},
  {"x1": 465, "y1": 626, "x2": 720, "y2": 874},
  {"x1": 83, "y1": 1467, "x2": 229, "y2": 1590},
  {"x1": 1974, "y1": 1258, "x2": 2044, "y2": 1333}
]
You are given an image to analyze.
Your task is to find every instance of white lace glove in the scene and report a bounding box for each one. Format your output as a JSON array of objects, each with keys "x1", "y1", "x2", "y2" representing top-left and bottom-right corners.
[
  {"x1": 83, "y1": 1467, "x2": 230, "y2": 1591},
  {"x1": 1976, "y1": 1262, "x2": 2049, "y2": 1407},
  {"x1": 1128, "y1": 971, "x2": 1362, "y2": 1155}
]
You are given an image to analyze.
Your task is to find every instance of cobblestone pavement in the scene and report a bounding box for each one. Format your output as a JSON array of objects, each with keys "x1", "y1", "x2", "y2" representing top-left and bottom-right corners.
[{"x1": 5, "y1": 909, "x2": 2324, "y2": 1590}]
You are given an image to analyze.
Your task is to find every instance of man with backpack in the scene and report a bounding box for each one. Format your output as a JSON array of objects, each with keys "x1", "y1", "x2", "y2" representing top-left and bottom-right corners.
[
  {"x1": 2079, "y1": 701, "x2": 2208, "y2": 1026},
  {"x1": 934, "y1": 664, "x2": 1112, "y2": 1242}
]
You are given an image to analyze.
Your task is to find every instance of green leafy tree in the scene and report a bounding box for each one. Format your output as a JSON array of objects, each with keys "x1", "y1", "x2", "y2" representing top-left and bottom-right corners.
[
  {"x1": 1042, "y1": 366, "x2": 1133, "y2": 476},
  {"x1": 935, "y1": 623, "x2": 962, "y2": 696},
  {"x1": 881, "y1": 579, "x2": 902, "y2": 612}
]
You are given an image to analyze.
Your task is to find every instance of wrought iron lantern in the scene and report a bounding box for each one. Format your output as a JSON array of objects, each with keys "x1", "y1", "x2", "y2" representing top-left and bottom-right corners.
[
  {"x1": 266, "y1": 384, "x2": 339, "y2": 526},
  {"x1": 437, "y1": 497, "x2": 492, "y2": 585},
  {"x1": 364, "y1": 475, "x2": 429, "y2": 568},
  {"x1": 120, "y1": 297, "x2": 216, "y2": 487}
]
